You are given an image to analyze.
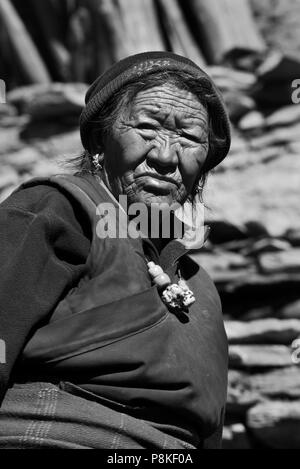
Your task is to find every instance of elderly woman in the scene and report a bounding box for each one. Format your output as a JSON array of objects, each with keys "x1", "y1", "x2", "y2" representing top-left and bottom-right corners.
[{"x1": 0, "y1": 52, "x2": 230, "y2": 449}]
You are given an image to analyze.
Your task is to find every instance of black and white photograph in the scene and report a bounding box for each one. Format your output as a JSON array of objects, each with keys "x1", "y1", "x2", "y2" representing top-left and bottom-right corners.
[{"x1": 0, "y1": 0, "x2": 300, "y2": 452}]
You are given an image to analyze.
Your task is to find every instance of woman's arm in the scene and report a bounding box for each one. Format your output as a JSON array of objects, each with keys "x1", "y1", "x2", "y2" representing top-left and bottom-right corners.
[{"x1": 0, "y1": 184, "x2": 91, "y2": 405}]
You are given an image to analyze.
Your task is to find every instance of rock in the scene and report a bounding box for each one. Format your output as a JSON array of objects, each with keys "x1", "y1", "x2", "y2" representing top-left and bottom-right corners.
[
  {"x1": 227, "y1": 134, "x2": 249, "y2": 155},
  {"x1": 225, "y1": 318, "x2": 300, "y2": 344},
  {"x1": 229, "y1": 345, "x2": 293, "y2": 369},
  {"x1": 222, "y1": 423, "x2": 251, "y2": 449},
  {"x1": 25, "y1": 83, "x2": 87, "y2": 120},
  {"x1": 285, "y1": 228, "x2": 300, "y2": 247},
  {"x1": 7, "y1": 84, "x2": 50, "y2": 112},
  {"x1": 191, "y1": 250, "x2": 253, "y2": 283},
  {"x1": 288, "y1": 141, "x2": 300, "y2": 155},
  {"x1": 205, "y1": 153, "x2": 300, "y2": 237},
  {"x1": 238, "y1": 110, "x2": 265, "y2": 131},
  {"x1": 3, "y1": 147, "x2": 41, "y2": 172},
  {"x1": 7, "y1": 83, "x2": 88, "y2": 116},
  {"x1": 247, "y1": 367, "x2": 300, "y2": 399},
  {"x1": 0, "y1": 103, "x2": 17, "y2": 118},
  {"x1": 227, "y1": 370, "x2": 261, "y2": 414},
  {"x1": 265, "y1": 104, "x2": 300, "y2": 128},
  {"x1": 224, "y1": 92, "x2": 256, "y2": 122},
  {"x1": 30, "y1": 160, "x2": 63, "y2": 177},
  {"x1": 207, "y1": 220, "x2": 248, "y2": 244},
  {"x1": 0, "y1": 166, "x2": 19, "y2": 191},
  {"x1": 258, "y1": 249, "x2": 300, "y2": 274},
  {"x1": 247, "y1": 401, "x2": 300, "y2": 448},
  {"x1": 219, "y1": 147, "x2": 281, "y2": 171},
  {"x1": 241, "y1": 238, "x2": 291, "y2": 256},
  {"x1": 208, "y1": 66, "x2": 256, "y2": 91},
  {"x1": 278, "y1": 300, "x2": 300, "y2": 320},
  {"x1": 0, "y1": 127, "x2": 23, "y2": 155},
  {"x1": 250, "y1": 123, "x2": 300, "y2": 149},
  {"x1": 32, "y1": 130, "x2": 83, "y2": 159}
]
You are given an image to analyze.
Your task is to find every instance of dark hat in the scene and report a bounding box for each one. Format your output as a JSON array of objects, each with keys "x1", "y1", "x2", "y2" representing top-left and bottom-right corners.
[{"x1": 79, "y1": 51, "x2": 231, "y2": 171}]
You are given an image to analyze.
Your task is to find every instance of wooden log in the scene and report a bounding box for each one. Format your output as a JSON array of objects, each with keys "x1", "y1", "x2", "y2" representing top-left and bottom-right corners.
[
  {"x1": 116, "y1": 0, "x2": 165, "y2": 56},
  {"x1": 28, "y1": 0, "x2": 72, "y2": 81},
  {"x1": 86, "y1": 0, "x2": 166, "y2": 74},
  {"x1": 68, "y1": 6, "x2": 93, "y2": 82},
  {"x1": 0, "y1": 0, "x2": 51, "y2": 84},
  {"x1": 186, "y1": 0, "x2": 266, "y2": 64},
  {"x1": 85, "y1": 0, "x2": 124, "y2": 74},
  {"x1": 156, "y1": 0, "x2": 205, "y2": 67}
]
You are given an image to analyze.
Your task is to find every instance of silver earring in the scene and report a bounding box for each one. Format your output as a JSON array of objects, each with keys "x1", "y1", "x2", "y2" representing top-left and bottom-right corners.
[{"x1": 92, "y1": 153, "x2": 103, "y2": 171}]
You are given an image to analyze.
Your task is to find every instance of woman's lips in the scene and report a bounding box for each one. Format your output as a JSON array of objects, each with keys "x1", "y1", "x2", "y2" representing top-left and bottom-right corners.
[{"x1": 136, "y1": 174, "x2": 179, "y2": 194}]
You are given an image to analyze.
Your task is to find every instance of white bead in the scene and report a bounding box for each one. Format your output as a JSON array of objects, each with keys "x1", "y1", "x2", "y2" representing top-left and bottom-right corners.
[{"x1": 153, "y1": 273, "x2": 171, "y2": 289}]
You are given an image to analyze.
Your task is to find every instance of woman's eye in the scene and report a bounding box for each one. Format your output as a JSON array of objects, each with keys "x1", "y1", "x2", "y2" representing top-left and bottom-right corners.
[
  {"x1": 182, "y1": 133, "x2": 200, "y2": 143},
  {"x1": 136, "y1": 123, "x2": 157, "y2": 130}
]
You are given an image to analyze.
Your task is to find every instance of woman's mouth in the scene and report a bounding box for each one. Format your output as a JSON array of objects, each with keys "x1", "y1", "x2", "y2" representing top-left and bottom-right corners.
[{"x1": 135, "y1": 173, "x2": 180, "y2": 193}]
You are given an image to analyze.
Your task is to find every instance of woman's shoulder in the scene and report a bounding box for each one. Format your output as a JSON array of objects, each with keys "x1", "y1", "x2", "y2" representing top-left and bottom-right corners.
[{"x1": 1, "y1": 178, "x2": 67, "y2": 211}]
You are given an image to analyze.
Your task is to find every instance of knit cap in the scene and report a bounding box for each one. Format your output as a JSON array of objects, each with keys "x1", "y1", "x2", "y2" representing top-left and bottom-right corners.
[{"x1": 79, "y1": 51, "x2": 231, "y2": 170}]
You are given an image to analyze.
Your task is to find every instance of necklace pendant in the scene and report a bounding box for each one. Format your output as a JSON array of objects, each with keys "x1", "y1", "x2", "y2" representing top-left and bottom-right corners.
[{"x1": 147, "y1": 261, "x2": 195, "y2": 311}]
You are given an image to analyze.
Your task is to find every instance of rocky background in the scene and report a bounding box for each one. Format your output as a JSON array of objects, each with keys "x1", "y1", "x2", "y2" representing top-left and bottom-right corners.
[{"x1": 0, "y1": 0, "x2": 300, "y2": 449}]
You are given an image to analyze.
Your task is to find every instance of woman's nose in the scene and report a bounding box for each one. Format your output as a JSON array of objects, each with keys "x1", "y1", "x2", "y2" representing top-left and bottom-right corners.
[{"x1": 147, "y1": 138, "x2": 179, "y2": 172}]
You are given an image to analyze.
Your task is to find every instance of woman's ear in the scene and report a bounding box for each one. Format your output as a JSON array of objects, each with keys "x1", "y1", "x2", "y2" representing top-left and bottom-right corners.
[{"x1": 88, "y1": 128, "x2": 103, "y2": 155}]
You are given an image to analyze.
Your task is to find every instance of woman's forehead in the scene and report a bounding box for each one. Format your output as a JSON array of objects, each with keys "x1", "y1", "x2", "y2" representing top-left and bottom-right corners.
[{"x1": 129, "y1": 84, "x2": 207, "y2": 121}]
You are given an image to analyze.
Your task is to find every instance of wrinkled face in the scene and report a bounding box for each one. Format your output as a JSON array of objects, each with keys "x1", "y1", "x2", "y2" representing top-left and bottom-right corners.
[{"x1": 101, "y1": 83, "x2": 209, "y2": 207}]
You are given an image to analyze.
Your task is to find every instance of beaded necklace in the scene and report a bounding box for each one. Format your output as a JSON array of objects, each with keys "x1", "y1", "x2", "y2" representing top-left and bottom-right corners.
[{"x1": 147, "y1": 261, "x2": 195, "y2": 311}]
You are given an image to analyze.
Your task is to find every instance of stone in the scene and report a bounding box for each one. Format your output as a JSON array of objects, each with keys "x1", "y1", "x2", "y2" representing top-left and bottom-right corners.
[
  {"x1": 278, "y1": 300, "x2": 300, "y2": 320},
  {"x1": 7, "y1": 83, "x2": 88, "y2": 117},
  {"x1": 0, "y1": 127, "x2": 23, "y2": 155},
  {"x1": 25, "y1": 83, "x2": 87, "y2": 120},
  {"x1": 241, "y1": 238, "x2": 291, "y2": 256},
  {"x1": 227, "y1": 370, "x2": 261, "y2": 414},
  {"x1": 32, "y1": 130, "x2": 83, "y2": 160},
  {"x1": 247, "y1": 367, "x2": 300, "y2": 399},
  {"x1": 0, "y1": 166, "x2": 19, "y2": 191},
  {"x1": 225, "y1": 318, "x2": 300, "y2": 344},
  {"x1": 223, "y1": 92, "x2": 256, "y2": 122},
  {"x1": 285, "y1": 228, "x2": 300, "y2": 247},
  {"x1": 249, "y1": 124, "x2": 300, "y2": 149},
  {"x1": 30, "y1": 160, "x2": 63, "y2": 177},
  {"x1": 265, "y1": 104, "x2": 300, "y2": 128},
  {"x1": 205, "y1": 153, "x2": 300, "y2": 237},
  {"x1": 190, "y1": 250, "x2": 253, "y2": 283},
  {"x1": 0, "y1": 103, "x2": 17, "y2": 118},
  {"x1": 229, "y1": 345, "x2": 294, "y2": 369},
  {"x1": 247, "y1": 401, "x2": 300, "y2": 448},
  {"x1": 258, "y1": 249, "x2": 300, "y2": 274},
  {"x1": 222, "y1": 423, "x2": 251, "y2": 449},
  {"x1": 208, "y1": 66, "x2": 256, "y2": 91},
  {"x1": 3, "y1": 147, "x2": 41, "y2": 172},
  {"x1": 238, "y1": 110, "x2": 265, "y2": 131}
]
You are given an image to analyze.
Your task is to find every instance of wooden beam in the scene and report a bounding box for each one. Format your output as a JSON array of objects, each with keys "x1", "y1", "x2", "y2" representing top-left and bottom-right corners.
[
  {"x1": 186, "y1": 0, "x2": 266, "y2": 64},
  {"x1": 0, "y1": 0, "x2": 51, "y2": 84},
  {"x1": 157, "y1": 0, "x2": 206, "y2": 67}
]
